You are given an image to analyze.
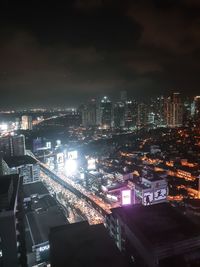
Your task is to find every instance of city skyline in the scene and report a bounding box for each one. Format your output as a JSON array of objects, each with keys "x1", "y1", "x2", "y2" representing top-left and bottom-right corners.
[{"x1": 0, "y1": 1, "x2": 200, "y2": 108}]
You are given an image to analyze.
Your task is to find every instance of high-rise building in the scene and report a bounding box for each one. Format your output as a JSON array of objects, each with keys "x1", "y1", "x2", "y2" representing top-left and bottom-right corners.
[
  {"x1": 149, "y1": 96, "x2": 165, "y2": 126},
  {"x1": 193, "y1": 96, "x2": 200, "y2": 126},
  {"x1": 183, "y1": 98, "x2": 193, "y2": 126},
  {"x1": 125, "y1": 100, "x2": 137, "y2": 129},
  {"x1": 81, "y1": 99, "x2": 97, "y2": 127},
  {"x1": 99, "y1": 96, "x2": 112, "y2": 128},
  {"x1": 113, "y1": 102, "x2": 125, "y2": 128},
  {"x1": 137, "y1": 103, "x2": 148, "y2": 127},
  {"x1": 0, "y1": 135, "x2": 26, "y2": 157},
  {"x1": 164, "y1": 92, "x2": 183, "y2": 127},
  {"x1": 21, "y1": 115, "x2": 32, "y2": 130},
  {"x1": 0, "y1": 174, "x2": 27, "y2": 267}
]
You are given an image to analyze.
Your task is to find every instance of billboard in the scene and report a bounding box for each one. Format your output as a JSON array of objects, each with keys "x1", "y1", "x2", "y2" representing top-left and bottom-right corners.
[
  {"x1": 143, "y1": 191, "x2": 153, "y2": 206},
  {"x1": 87, "y1": 158, "x2": 96, "y2": 170},
  {"x1": 121, "y1": 189, "x2": 131, "y2": 205},
  {"x1": 46, "y1": 141, "x2": 51, "y2": 149},
  {"x1": 68, "y1": 150, "x2": 78, "y2": 160},
  {"x1": 154, "y1": 188, "x2": 167, "y2": 201},
  {"x1": 65, "y1": 159, "x2": 77, "y2": 175},
  {"x1": 57, "y1": 152, "x2": 65, "y2": 167}
]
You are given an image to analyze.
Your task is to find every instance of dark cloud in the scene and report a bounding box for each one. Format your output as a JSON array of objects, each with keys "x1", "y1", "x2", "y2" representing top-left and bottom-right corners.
[{"x1": 0, "y1": 0, "x2": 199, "y2": 108}]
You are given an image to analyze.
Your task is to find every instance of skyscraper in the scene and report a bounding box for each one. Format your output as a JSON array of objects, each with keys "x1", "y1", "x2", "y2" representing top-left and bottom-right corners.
[
  {"x1": 21, "y1": 115, "x2": 32, "y2": 130},
  {"x1": 137, "y1": 103, "x2": 148, "y2": 128},
  {"x1": 164, "y1": 92, "x2": 183, "y2": 127},
  {"x1": 81, "y1": 99, "x2": 97, "y2": 127},
  {"x1": 113, "y1": 102, "x2": 125, "y2": 128},
  {"x1": 125, "y1": 100, "x2": 137, "y2": 129},
  {"x1": 193, "y1": 96, "x2": 200, "y2": 126},
  {"x1": 99, "y1": 96, "x2": 112, "y2": 129}
]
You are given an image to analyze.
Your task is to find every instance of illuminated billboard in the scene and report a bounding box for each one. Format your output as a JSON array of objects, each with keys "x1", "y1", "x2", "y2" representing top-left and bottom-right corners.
[
  {"x1": 0, "y1": 124, "x2": 8, "y2": 131},
  {"x1": 154, "y1": 188, "x2": 167, "y2": 201},
  {"x1": 121, "y1": 190, "x2": 131, "y2": 205},
  {"x1": 57, "y1": 152, "x2": 65, "y2": 167},
  {"x1": 65, "y1": 159, "x2": 77, "y2": 175},
  {"x1": 46, "y1": 141, "x2": 51, "y2": 149},
  {"x1": 87, "y1": 158, "x2": 96, "y2": 170},
  {"x1": 143, "y1": 191, "x2": 153, "y2": 206},
  {"x1": 68, "y1": 150, "x2": 78, "y2": 160}
]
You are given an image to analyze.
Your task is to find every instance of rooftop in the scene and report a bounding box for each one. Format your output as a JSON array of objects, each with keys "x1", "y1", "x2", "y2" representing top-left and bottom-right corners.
[
  {"x1": 111, "y1": 203, "x2": 200, "y2": 247},
  {"x1": 23, "y1": 181, "x2": 49, "y2": 198},
  {"x1": 4, "y1": 155, "x2": 37, "y2": 168},
  {"x1": 25, "y1": 194, "x2": 67, "y2": 246},
  {"x1": 49, "y1": 221, "x2": 131, "y2": 267}
]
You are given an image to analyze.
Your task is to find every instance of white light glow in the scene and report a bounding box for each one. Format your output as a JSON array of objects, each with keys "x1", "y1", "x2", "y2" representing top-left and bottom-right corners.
[
  {"x1": 0, "y1": 124, "x2": 8, "y2": 131},
  {"x1": 87, "y1": 158, "x2": 96, "y2": 170},
  {"x1": 121, "y1": 190, "x2": 131, "y2": 205},
  {"x1": 56, "y1": 140, "x2": 61, "y2": 146},
  {"x1": 65, "y1": 159, "x2": 77, "y2": 175},
  {"x1": 68, "y1": 150, "x2": 78, "y2": 160}
]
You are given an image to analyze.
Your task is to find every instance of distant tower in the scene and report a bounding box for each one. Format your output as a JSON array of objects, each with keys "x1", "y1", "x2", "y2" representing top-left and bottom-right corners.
[
  {"x1": 164, "y1": 92, "x2": 183, "y2": 127},
  {"x1": 120, "y1": 91, "x2": 127, "y2": 103},
  {"x1": 113, "y1": 102, "x2": 125, "y2": 128},
  {"x1": 194, "y1": 96, "x2": 200, "y2": 126},
  {"x1": 21, "y1": 115, "x2": 32, "y2": 130},
  {"x1": 81, "y1": 99, "x2": 97, "y2": 127},
  {"x1": 137, "y1": 103, "x2": 148, "y2": 128},
  {"x1": 100, "y1": 96, "x2": 112, "y2": 129}
]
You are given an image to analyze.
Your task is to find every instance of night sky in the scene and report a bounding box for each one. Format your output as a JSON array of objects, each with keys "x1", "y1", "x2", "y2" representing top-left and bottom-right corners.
[{"x1": 0, "y1": 0, "x2": 200, "y2": 108}]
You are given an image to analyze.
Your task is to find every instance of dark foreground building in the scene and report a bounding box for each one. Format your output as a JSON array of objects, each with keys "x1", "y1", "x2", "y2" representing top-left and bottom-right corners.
[
  {"x1": 49, "y1": 221, "x2": 131, "y2": 267},
  {"x1": 106, "y1": 203, "x2": 200, "y2": 267},
  {"x1": 24, "y1": 181, "x2": 67, "y2": 266},
  {"x1": 0, "y1": 174, "x2": 27, "y2": 267}
]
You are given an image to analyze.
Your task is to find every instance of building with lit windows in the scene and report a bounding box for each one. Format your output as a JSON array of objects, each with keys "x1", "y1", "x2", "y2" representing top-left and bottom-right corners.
[
  {"x1": 125, "y1": 100, "x2": 137, "y2": 129},
  {"x1": 164, "y1": 92, "x2": 183, "y2": 127},
  {"x1": 21, "y1": 115, "x2": 32, "y2": 130},
  {"x1": 193, "y1": 96, "x2": 200, "y2": 125},
  {"x1": 4, "y1": 155, "x2": 40, "y2": 184},
  {"x1": 99, "y1": 96, "x2": 112, "y2": 128},
  {"x1": 137, "y1": 103, "x2": 148, "y2": 128}
]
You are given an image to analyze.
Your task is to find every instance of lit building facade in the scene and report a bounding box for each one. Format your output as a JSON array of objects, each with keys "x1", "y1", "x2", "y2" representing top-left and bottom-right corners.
[
  {"x1": 99, "y1": 96, "x2": 112, "y2": 128},
  {"x1": 21, "y1": 115, "x2": 32, "y2": 130},
  {"x1": 164, "y1": 92, "x2": 183, "y2": 127},
  {"x1": 5, "y1": 156, "x2": 40, "y2": 184}
]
